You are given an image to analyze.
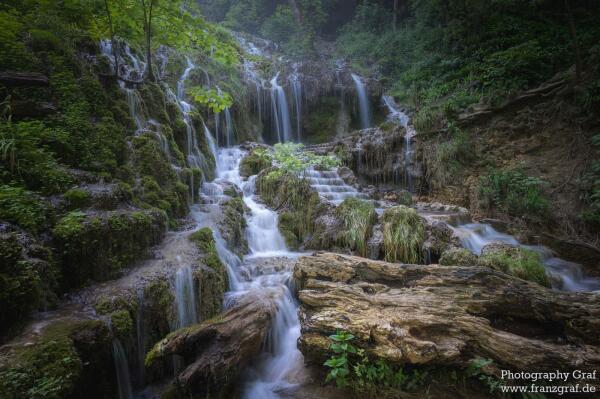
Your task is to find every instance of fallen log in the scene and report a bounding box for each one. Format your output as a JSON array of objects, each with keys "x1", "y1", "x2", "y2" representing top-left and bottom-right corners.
[
  {"x1": 0, "y1": 72, "x2": 49, "y2": 87},
  {"x1": 294, "y1": 253, "x2": 600, "y2": 375},
  {"x1": 145, "y1": 289, "x2": 281, "y2": 397}
]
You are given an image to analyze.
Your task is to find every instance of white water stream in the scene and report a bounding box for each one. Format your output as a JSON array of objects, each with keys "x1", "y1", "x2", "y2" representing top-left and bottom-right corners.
[{"x1": 351, "y1": 73, "x2": 372, "y2": 130}]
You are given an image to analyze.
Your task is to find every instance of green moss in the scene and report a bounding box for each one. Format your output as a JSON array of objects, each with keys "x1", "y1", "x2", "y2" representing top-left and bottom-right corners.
[
  {"x1": 335, "y1": 198, "x2": 377, "y2": 256},
  {"x1": 0, "y1": 319, "x2": 110, "y2": 399},
  {"x1": 53, "y1": 210, "x2": 166, "y2": 289},
  {"x1": 220, "y1": 197, "x2": 247, "y2": 256},
  {"x1": 190, "y1": 227, "x2": 226, "y2": 272},
  {"x1": 110, "y1": 310, "x2": 133, "y2": 339},
  {"x1": 63, "y1": 188, "x2": 91, "y2": 210},
  {"x1": 256, "y1": 168, "x2": 321, "y2": 247},
  {"x1": 381, "y1": 206, "x2": 424, "y2": 264},
  {"x1": 478, "y1": 246, "x2": 549, "y2": 286},
  {"x1": 439, "y1": 248, "x2": 478, "y2": 266},
  {"x1": 239, "y1": 148, "x2": 272, "y2": 177}
]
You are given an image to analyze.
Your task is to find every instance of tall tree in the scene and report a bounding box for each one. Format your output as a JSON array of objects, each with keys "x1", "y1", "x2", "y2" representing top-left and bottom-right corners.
[
  {"x1": 140, "y1": 0, "x2": 156, "y2": 81},
  {"x1": 103, "y1": 0, "x2": 120, "y2": 77}
]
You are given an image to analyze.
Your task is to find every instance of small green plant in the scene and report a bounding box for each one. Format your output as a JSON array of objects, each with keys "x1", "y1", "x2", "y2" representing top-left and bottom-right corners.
[
  {"x1": 324, "y1": 331, "x2": 428, "y2": 396},
  {"x1": 336, "y1": 198, "x2": 377, "y2": 256},
  {"x1": 268, "y1": 142, "x2": 340, "y2": 176},
  {"x1": 0, "y1": 185, "x2": 48, "y2": 232},
  {"x1": 465, "y1": 358, "x2": 502, "y2": 394}
]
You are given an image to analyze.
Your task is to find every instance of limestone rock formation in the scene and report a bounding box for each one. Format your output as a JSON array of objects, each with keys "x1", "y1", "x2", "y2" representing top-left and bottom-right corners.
[{"x1": 294, "y1": 253, "x2": 600, "y2": 376}]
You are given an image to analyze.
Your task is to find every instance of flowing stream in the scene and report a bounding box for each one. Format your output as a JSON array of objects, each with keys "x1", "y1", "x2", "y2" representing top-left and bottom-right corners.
[
  {"x1": 451, "y1": 222, "x2": 600, "y2": 292},
  {"x1": 270, "y1": 73, "x2": 293, "y2": 143}
]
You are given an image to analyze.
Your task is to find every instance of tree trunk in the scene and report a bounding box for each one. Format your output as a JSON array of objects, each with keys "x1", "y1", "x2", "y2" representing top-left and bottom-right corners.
[
  {"x1": 140, "y1": 0, "x2": 155, "y2": 82},
  {"x1": 564, "y1": 0, "x2": 582, "y2": 81},
  {"x1": 393, "y1": 0, "x2": 398, "y2": 31},
  {"x1": 103, "y1": 0, "x2": 119, "y2": 78}
]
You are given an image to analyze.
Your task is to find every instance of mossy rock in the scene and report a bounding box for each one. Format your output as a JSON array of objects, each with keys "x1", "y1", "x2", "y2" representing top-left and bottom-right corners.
[
  {"x1": 189, "y1": 228, "x2": 228, "y2": 319},
  {"x1": 0, "y1": 319, "x2": 114, "y2": 399},
  {"x1": 439, "y1": 248, "x2": 478, "y2": 266},
  {"x1": 478, "y1": 244, "x2": 549, "y2": 286},
  {"x1": 239, "y1": 148, "x2": 272, "y2": 177},
  {"x1": 52, "y1": 210, "x2": 167, "y2": 289},
  {"x1": 219, "y1": 197, "x2": 248, "y2": 257},
  {"x1": 0, "y1": 228, "x2": 58, "y2": 336},
  {"x1": 335, "y1": 198, "x2": 377, "y2": 257},
  {"x1": 381, "y1": 206, "x2": 425, "y2": 264},
  {"x1": 256, "y1": 168, "x2": 321, "y2": 246}
]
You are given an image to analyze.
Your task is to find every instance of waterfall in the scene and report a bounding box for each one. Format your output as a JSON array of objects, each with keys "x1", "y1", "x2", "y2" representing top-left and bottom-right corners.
[
  {"x1": 112, "y1": 338, "x2": 133, "y2": 399},
  {"x1": 135, "y1": 290, "x2": 146, "y2": 384},
  {"x1": 289, "y1": 69, "x2": 302, "y2": 142},
  {"x1": 243, "y1": 176, "x2": 288, "y2": 256},
  {"x1": 224, "y1": 107, "x2": 234, "y2": 147},
  {"x1": 203, "y1": 123, "x2": 218, "y2": 165},
  {"x1": 351, "y1": 73, "x2": 372, "y2": 130},
  {"x1": 382, "y1": 95, "x2": 416, "y2": 192},
  {"x1": 270, "y1": 73, "x2": 292, "y2": 143},
  {"x1": 176, "y1": 57, "x2": 210, "y2": 187},
  {"x1": 174, "y1": 265, "x2": 198, "y2": 328}
]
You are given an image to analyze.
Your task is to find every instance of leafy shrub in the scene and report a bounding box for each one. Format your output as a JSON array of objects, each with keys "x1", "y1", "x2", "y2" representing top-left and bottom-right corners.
[
  {"x1": 63, "y1": 188, "x2": 90, "y2": 210},
  {"x1": 324, "y1": 331, "x2": 428, "y2": 395},
  {"x1": 268, "y1": 142, "x2": 340, "y2": 176},
  {"x1": 239, "y1": 147, "x2": 271, "y2": 177},
  {"x1": 0, "y1": 185, "x2": 48, "y2": 232},
  {"x1": 478, "y1": 168, "x2": 549, "y2": 219}
]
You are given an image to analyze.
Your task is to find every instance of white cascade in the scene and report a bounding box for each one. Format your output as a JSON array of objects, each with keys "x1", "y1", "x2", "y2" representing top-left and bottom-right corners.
[
  {"x1": 270, "y1": 73, "x2": 293, "y2": 143},
  {"x1": 174, "y1": 264, "x2": 198, "y2": 328},
  {"x1": 382, "y1": 95, "x2": 416, "y2": 192},
  {"x1": 351, "y1": 73, "x2": 372, "y2": 130},
  {"x1": 306, "y1": 168, "x2": 369, "y2": 206}
]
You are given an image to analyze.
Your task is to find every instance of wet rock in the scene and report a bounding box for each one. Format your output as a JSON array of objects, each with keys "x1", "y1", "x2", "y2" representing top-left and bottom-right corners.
[
  {"x1": 0, "y1": 318, "x2": 115, "y2": 399},
  {"x1": 423, "y1": 220, "x2": 460, "y2": 262},
  {"x1": 294, "y1": 253, "x2": 600, "y2": 374},
  {"x1": 145, "y1": 289, "x2": 281, "y2": 397},
  {"x1": 439, "y1": 247, "x2": 478, "y2": 266},
  {"x1": 219, "y1": 197, "x2": 248, "y2": 257},
  {"x1": 366, "y1": 223, "x2": 383, "y2": 260},
  {"x1": 337, "y1": 166, "x2": 357, "y2": 186}
]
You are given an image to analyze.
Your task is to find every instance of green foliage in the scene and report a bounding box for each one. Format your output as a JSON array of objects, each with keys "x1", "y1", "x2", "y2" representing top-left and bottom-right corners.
[
  {"x1": 578, "y1": 135, "x2": 600, "y2": 229},
  {"x1": 478, "y1": 246, "x2": 549, "y2": 286},
  {"x1": 239, "y1": 148, "x2": 272, "y2": 177},
  {"x1": 0, "y1": 185, "x2": 48, "y2": 232},
  {"x1": 268, "y1": 143, "x2": 340, "y2": 176},
  {"x1": 465, "y1": 358, "x2": 502, "y2": 394},
  {"x1": 324, "y1": 331, "x2": 428, "y2": 396},
  {"x1": 335, "y1": 198, "x2": 376, "y2": 257},
  {"x1": 188, "y1": 87, "x2": 233, "y2": 113},
  {"x1": 424, "y1": 124, "x2": 474, "y2": 190},
  {"x1": 478, "y1": 168, "x2": 549, "y2": 219},
  {"x1": 381, "y1": 206, "x2": 424, "y2": 264}
]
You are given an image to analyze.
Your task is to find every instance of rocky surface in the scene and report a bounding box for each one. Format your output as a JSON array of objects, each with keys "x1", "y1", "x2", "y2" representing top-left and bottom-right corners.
[
  {"x1": 294, "y1": 253, "x2": 600, "y2": 375},
  {"x1": 145, "y1": 289, "x2": 282, "y2": 397}
]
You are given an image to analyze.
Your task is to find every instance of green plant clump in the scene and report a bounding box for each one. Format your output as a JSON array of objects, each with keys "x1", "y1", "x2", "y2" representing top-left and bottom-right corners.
[
  {"x1": 381, "y1": 206, "x2": 424, "y2": 264},
  {"x1": 478, "y1": 246, "x2": 549, "y2": 286},
  {"x1": 324, "y1": 331, "x2": 428, "y2": 396},
  {"x1": 335, "y1": 198, "x2": 377, "y2": 256},
  {"x1": 478, "y1": 168, "x2": 549, "y2": 219}
]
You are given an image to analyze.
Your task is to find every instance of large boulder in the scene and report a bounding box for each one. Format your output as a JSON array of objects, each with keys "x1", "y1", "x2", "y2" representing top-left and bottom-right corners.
[{"x1": 294, "y1": 253, "x2": 600, "y2": 376}]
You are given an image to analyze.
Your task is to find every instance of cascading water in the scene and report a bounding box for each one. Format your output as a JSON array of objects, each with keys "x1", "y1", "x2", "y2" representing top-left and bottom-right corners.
[
  {"x1": 306, "y1": 168, "x2": 369, "y2": 206},
  {"x1": 289, "y1": 66, "x2": 302, "y2": 142},
  {"x1": 224, "y1": 107, "x2": 234, "y2": 147},
  {"x1": 177, "y1": 57, "x2": 210, "y2": 180},
  {"x1": 112, "y1": 337, "x2": 134, "y2": 399},
  {"x1": 270, "y1": 73, "x2": 293, "y2": 143},
  {"x1": 382, "y1": 95, "x2": 416, "y2": 192},
  {"x1": 451, "y1": 222, "x2": 600, "y2": 292},
  {"x1": 351, "y1": 73, "x2": 372, "y2": 130},
  {"x1": 174, "y1": 264, "x2": 198, "y2": 328}
]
